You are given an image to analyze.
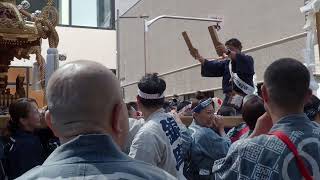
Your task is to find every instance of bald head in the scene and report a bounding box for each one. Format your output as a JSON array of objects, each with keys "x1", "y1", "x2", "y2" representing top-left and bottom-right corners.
[{"x1": 46, "y1": 60, "x2": 124, "y2": 137}]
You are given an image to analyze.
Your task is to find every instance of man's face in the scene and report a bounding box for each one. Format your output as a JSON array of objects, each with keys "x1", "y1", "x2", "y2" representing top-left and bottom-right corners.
[
  {"x1": 226, "y1": 45, "x2": 241, "y2": 54},
  {"x1": 194, "y1": 105, "x2": 214, "y2": 127},
  {"x1": 23, "y1": 104, "x2": 41, "y2": 131}
]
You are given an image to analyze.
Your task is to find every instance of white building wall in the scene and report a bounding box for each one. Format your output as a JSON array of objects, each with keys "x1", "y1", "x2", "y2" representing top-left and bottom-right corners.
[
  {"x1": 117, "y1": 0, "x2": 141, "y2": 16},
  {"x1": 12, "y1": 26, "x2": 116, "y2": 69},
  {"x1": 119, "y1": 0, "x2": 306, "y2": 101}
]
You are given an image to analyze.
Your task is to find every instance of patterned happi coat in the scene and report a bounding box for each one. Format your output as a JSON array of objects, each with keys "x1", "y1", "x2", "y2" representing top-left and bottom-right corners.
[
  {"x1": 212, "y1": 113, "x2": 320, "y2": 180},
  {"x1": 184, "y1": 121, "x2": 230, "y2": 180},
  {"x1": 129, "y1": 108, "x2": 185, "y2": 179}
]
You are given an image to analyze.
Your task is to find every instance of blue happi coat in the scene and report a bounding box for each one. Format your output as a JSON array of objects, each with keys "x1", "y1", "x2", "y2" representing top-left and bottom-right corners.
[
  {"x1": 212, "y1": 114, "x2": 320, "y2": 180},
  {"x1": 185, "y1": 121, "x2": 231, "y2": 180},
  {"x1": 17, "y1": 134, "x2": 176, "y2": 180}
]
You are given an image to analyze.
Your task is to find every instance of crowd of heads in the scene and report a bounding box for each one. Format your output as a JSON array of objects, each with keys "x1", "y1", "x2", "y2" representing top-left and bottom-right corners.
[{"x1": 0, "y1": 56, "x2": 319, "y2": 179}]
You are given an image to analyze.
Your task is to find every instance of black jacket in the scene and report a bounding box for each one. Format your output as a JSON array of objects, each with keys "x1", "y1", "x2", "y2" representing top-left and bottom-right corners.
[{"x1": 201, "y1": 53, "x2": 255, "y2": 94}]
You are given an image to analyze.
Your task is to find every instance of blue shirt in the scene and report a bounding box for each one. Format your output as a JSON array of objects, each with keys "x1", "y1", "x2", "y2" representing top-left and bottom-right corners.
[
  {"x1": 201, "y1": 53, "x2": 254, "y2": 94},
  {"x1": 17, "y1": 134, "x2": 176, "y2": 180}
]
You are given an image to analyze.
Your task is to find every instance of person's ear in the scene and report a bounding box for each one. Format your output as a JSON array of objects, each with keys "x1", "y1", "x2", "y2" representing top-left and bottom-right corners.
[
  {"x1": 193, "y1": 112, "x2": 198, "y2": 120},
  {"x1": 111, "y1": 103, "x2": 122, "y2": 133},
  {"x1": 45, "y1": 110, "x2": 59, "y2": 137},
  {"x1": 111, "y1": 102, "x2": 128, "y2": 148},
  {"x1": 261, "y1": 85, "x2": 268, "y2": 103},
  {"x1": 261, "y1": 84, "x2": 270, "y2": 112}
]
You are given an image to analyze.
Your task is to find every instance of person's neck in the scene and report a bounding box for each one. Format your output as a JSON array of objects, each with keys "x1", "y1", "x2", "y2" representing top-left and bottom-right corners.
[
  {"x1": 21, "y1": 126, "x2": 35, "y2": 134},
  {"x1": 141, "y1": 107, "x2": 161, "y2": 121},
  {"x1": 60, "y1": 136, "x2": 74, "y2": 144},
  {"x1": 59, "y1": 130, "x2": 107, "y2": 144},
  {"x1": 194, "y1": 118, "x2": 206, "y2": 128},
  {"x1": 269, "y1": 107, "x2": 304, "y2": 124}
]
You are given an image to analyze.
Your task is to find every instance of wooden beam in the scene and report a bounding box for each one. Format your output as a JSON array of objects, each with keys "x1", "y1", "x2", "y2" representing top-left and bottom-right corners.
[{"x1": 180, "y1": 115, "x2": 243, "y2": 128}]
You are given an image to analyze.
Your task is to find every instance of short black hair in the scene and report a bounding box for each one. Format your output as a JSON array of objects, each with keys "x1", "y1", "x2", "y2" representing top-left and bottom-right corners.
[
  {"x1": 127, "y1": 102, "x2": 137, "y2": 111},
  {"x1": 177, "y1": 101, "x2": 191, "y2": 112},
  {"x1": 126, "y1": 102, "x2": 137, "y2": 117},
  {"x1": 195, "y1": 91, "x2": 206, "y2": 100},
  {"x1": 191, "y1": 98, "x2": 200, "y2": 110},
  {"x1": 225, "y1": 38, "x2": 242, "y2": 51},
  {"x1": 217, "y1": 106, "x2": 236, "y2": 116},
  {"x1": 138, "y1": 73, "x2": 166, "y2": 108},
  {"x1": 163, "y1": 101, "x2": 171, "y2": 113},
  {"x1": 264, "y1": 58, "x2": 310, "y2": 109},
  {"x1": 256, "y1": 83, "x2": 263, "y2": 98},
  {"x1": 242, "y1": 96, "x2": 265, "y2": 130},
  {"x1": 304, "y1": 95, "x2": 320, "y2": 120}
]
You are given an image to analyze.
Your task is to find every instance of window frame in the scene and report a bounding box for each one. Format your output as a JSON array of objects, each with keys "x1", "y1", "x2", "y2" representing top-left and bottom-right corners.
[{"x1": 60, "y1": 0, "x2": 115, "y2": 30}]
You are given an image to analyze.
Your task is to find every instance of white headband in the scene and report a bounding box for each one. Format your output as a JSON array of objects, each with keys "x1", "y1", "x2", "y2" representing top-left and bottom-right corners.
[
  {"x1": 138, "y1": 89, "x2": 164, "y2": 99},
  {"x1": 178, "y1": 104, "x2": 192, "y2": 114}
]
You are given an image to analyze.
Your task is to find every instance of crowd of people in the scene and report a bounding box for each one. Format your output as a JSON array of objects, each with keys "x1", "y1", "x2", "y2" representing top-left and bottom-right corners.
[{"x1": 0, "y1": 40, "x2": 319, "y2": 180}]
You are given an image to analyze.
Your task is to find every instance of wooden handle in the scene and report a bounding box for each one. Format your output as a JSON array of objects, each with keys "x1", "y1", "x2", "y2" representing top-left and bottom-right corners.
[
  {"x1": 182, "y1": 31, "x2": 193, "y2": 50},
  {"x1": 182, "y1": 31, "x2": 199, "y2": 58},
  {"x1": 208, "y1": 26, "x2": 223, "y2": 56}
]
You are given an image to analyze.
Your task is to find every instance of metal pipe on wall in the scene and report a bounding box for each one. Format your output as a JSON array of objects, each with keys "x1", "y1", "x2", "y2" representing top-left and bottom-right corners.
[{"x1": 121, "y1": 32, "x2": 308, "y2": 88}]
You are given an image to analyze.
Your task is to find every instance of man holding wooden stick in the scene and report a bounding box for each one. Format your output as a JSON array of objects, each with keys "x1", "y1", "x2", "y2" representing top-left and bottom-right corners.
[{"x1": 189, "y1": 36, "x2": 255, "y2": 113}]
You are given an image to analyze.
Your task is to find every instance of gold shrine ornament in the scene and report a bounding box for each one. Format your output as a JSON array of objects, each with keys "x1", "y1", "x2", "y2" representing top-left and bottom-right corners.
[{"x1": 0, "y1": 0, "x2": 59, "y2": 90}]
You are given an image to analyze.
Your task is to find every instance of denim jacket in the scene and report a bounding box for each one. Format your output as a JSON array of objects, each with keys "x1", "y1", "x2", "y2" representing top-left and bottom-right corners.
[{"x1": 17, "y1": 134, "x2": 176, "y2": 180}]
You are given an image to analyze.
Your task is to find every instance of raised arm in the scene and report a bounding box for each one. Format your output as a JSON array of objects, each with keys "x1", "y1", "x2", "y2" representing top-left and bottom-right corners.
[{"x1": 201, "y1": 59, "x2": 227, "y2": 77}]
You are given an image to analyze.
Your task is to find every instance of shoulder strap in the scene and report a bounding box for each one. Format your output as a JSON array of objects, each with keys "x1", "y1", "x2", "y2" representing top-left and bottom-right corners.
[{"x1": 269, "y1": 131, "x2": 313, "y2": 180}]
